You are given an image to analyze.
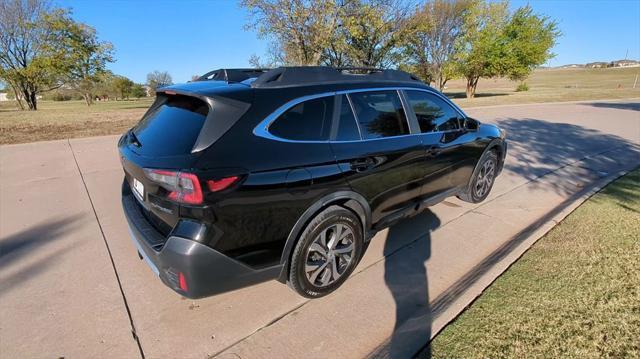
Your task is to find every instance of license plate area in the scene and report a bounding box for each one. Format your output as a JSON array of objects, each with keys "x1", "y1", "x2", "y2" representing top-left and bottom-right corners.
[{"x1": 133, "y1": 178, "x2": 145, "y2": 202}]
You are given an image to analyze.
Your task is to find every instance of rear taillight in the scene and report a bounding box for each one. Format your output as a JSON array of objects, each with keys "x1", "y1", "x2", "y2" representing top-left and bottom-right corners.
[
  {"x1": 207, "y1": 176, "x2": 239, "y2": 192},
  {"x1": 144, "y1": 169, "x2": 203, "y2": 205}
]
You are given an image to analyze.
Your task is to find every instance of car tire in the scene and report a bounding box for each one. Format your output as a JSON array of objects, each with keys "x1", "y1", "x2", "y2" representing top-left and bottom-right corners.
[
  {"x1": 458, "y1": 149, "x2": 498, "y2": 203},
  {"x1": 288, "y1": 205, "x2": 363, "y2": 298}
]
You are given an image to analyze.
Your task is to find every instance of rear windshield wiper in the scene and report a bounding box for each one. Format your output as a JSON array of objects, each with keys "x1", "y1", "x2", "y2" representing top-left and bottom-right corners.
[{"x1": 129, "y1": 130, "x2": 142, "y2": 147}]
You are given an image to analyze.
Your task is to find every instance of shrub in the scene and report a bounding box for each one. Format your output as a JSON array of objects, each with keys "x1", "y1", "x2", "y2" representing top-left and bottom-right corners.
[{"x1": 516, "y1": 82, "x2": 529, "y2": 92}]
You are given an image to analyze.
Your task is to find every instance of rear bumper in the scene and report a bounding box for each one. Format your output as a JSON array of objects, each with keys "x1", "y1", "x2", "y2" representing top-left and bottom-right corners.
[{"x1": 122, "y1": 190, "x2": 281, "y2": 299}]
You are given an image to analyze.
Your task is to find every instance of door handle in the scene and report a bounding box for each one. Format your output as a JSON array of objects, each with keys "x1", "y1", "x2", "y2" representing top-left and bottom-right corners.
[
  {"x1": 427, "y1": 146, "x2": 441, "y2": 157},
  {"x1": 350, "y1": 157, "x2": 375, "y2": 172}
]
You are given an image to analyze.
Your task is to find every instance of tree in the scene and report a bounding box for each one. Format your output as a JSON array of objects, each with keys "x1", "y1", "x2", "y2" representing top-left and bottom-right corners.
[
  {"x1": 454, "y1": 1, "x2": 510, "y2": 98},
  {"x1": 454, "y1": 2, "x2": 559, "y2": 98},
  {"x1": 241, "y1": 0, "x2": 342, "y2": 65},
  {"x1": 130, "y1": 83, "x2": 147, "y2": 99},
  {"x1": 501, "y1": 5, "x2": 559, "y2": 83},
  {"x1": 402, "y1": 0, "x2": 473, "y2": 90},
  {"x1": 43, "y1": 9, "x2": 114, "y2": 106},
  {"x1": 146, "y1": 70, "x2": 173, "y2": 94},
  {"x1": 337, "y1": 0, "x2": 408, "y2": 68},
  {"x1": 113, "y1": 76, "x2": 133, "y2": 99},
  {"x1": 0, "y1": 0, "x2": 62, "y2": 110},
  {"x1": 94, "y1": 71, "x2": 118, "y2": 100}
]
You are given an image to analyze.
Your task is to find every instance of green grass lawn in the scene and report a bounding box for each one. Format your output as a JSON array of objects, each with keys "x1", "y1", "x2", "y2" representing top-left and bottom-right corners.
[
  {"x1": 1, "y1": 67, "x2": 639, "y2": 144},
  {"x1": 428, "y1": 169, "x2": 640, "y2": 358}
]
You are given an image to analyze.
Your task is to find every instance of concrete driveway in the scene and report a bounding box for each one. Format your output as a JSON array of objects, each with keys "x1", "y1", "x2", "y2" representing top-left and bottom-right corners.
[{"x1": 1, "y1": 99, "x2": 639, "y2": 358}]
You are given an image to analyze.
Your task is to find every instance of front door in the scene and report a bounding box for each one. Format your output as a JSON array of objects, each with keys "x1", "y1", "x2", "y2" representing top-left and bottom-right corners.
[{"x1": 329, "y1": 91, "x2": 427, "y2": 224}]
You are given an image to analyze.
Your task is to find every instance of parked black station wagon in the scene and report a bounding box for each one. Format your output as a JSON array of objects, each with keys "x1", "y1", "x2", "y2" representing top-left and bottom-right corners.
[{"x1": 119, "y1": 67, "x2": 507, "y2": 299}]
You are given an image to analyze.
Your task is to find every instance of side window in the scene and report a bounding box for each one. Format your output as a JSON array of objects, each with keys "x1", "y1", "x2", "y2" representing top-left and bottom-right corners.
[
  {"x1": 405, "y1": 90, "x2": 461, "y2": 133},
  {"x1": 335, "y1": 95, "x2": 361, "y2": 141},
  {"x1": 348, "y1": 90, "x2": 409, "y2": 139},
  {"x1": 269, "y1": 96, "x2": 333, "y2": 141}
]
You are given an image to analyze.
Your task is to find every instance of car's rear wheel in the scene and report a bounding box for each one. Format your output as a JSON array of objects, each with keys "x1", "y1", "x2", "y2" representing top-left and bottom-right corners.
[
  {"x1": 288, "y1": 205, "x2": 363, "y2": 298},
  {"x1": 458, "y1": 150, "x2": 498, "y2": 203}
]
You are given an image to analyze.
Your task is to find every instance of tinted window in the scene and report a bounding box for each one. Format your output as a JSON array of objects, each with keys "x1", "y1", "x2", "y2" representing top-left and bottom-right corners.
[
  {"x1": 270, "y1": 96, "x2": 332, "y2": 141},
  {"x1": 335, "y1": 95, "x2": 361, "y2": 141},
  {"x1": 406, "y1": 90, "x2": 461, "y2": 133},
  {"x1": 349, "y1": 91, "x2": 409, "y2": 139},
  {"x1": 133, "y1": 95, "x2": 208, "y2": 156}
]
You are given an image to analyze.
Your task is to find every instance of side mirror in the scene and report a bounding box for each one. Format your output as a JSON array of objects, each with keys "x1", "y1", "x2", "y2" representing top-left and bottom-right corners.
[{"x1": 462, "y1": 117, "x2": 479, "y2": 131}]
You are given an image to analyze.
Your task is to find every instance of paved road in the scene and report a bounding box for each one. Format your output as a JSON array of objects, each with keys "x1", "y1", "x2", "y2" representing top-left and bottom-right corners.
[{"x1": 1, "y1": 100, "x2": 638, "y2": 358}]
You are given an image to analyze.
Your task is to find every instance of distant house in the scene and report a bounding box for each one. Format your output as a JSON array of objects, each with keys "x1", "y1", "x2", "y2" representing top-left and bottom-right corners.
[
  {"x1": 586, "y1": 62, "x2": 609, "y2": 68},
  {"x1": 0, "y1": 92, "x2": 8, "y2": 101},
  {"x1": 559, "y1": 64, "x2": 584, "y2": 69},
  {"x1": 610, "y1": 59, "x2": 640, "y2": 68}
]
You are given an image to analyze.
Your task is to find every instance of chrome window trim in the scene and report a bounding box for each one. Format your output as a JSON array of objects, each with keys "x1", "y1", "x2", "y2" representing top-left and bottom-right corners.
[{"x1": 252, "y1": 86, "x2": 468, "y2": 144}]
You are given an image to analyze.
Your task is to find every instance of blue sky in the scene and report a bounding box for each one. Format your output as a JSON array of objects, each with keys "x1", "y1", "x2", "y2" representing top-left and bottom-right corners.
[{"x1": 57, "y1": 0, "x2": 640, "y2": 84}]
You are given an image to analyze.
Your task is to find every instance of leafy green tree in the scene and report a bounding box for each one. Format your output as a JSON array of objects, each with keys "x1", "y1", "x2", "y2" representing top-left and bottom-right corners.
[
  {"x1": 0, "y1": 0, "x2": 62, "y2": 110},
  {"x1": 130, "y1": 83, "x2": 147, "y2": 99},
  {"x1": 455, "y1": 2, "x2": 558, "y2": 98},
  {"x1": 501, "y1": 5, "x2": 559, "y2": 82},
  {"x1": 146, "y1": 70, "x2": 173, "y2": 94},
  {"x1": 43, "y1": 9, "x2": 114, "y2": 106},
  {"x1": 114, "y1": 76, "x2": 134, "y2": 99},
  {"x1": 94, "y1": 71, "x2": 118, "y2": 100},
  {"x1": 454, "y1": 1, "x2": 510, "y2": 98},
  {"x1": 401, "y1": 0, "x2": 473, "y2": 90}
]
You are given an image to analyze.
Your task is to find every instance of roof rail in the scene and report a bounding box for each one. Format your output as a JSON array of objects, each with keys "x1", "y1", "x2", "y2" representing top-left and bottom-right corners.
[
  {"x1": 195, "y1": 68, "x2": 270, "y2": 83},
  {"x1": 251, "y1": 66, "x2": 422, "y2": 88}
]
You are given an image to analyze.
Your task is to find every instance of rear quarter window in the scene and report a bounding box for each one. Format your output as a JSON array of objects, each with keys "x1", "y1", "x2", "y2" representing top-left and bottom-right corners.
[{"x1": 269, "y1": 96, "x2": 333, "y2": 141}]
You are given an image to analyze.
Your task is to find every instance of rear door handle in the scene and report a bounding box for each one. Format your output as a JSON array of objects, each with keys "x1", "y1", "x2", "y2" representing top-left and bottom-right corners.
[
  {"x1": 427, "y1": 146, "x2": 441, "y2": 157},
  {"x1": 350, "y1": 157, "x2": 375, "y2": 172}
]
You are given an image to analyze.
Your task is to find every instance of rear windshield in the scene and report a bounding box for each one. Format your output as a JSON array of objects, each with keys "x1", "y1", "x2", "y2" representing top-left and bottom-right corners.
[{"x1": 133, "y1": 95, "x2": 208, "y2": 156}]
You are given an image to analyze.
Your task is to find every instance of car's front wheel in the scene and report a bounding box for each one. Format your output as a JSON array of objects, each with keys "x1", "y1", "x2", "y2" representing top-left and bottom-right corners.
[
  {"x1": 288, "y1": 205, "x2": 363, "y2": 298},
  {"x1": 458, "y1": 149, "x2": 498, "y2": 203}
]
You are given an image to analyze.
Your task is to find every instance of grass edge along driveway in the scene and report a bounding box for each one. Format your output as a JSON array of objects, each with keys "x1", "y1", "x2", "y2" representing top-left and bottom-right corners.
[{"x1": 428, "y1": 169, "x2": 640, "y2": 358}]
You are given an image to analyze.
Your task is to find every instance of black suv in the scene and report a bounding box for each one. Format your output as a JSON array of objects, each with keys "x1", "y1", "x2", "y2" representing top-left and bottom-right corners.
[{"x1": 119, "y1": 67, "x2": 507, "y2": 299}]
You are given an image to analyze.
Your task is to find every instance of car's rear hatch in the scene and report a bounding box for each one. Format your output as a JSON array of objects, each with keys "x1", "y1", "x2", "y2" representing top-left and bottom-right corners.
[{"x1": 119, "y1": 85, "x2": 252, "y2": 237}]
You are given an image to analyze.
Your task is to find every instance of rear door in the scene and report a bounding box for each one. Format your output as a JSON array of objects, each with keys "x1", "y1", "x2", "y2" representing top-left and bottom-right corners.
[
  {"x1": 329, "y1": 90, "x2": 426, "y2": 225},
  {"x1": 402, "y1": 89, "x2": 470, "y2": 196}
]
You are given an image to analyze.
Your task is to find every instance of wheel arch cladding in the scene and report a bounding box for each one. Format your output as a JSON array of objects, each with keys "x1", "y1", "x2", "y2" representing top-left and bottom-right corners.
[{"x1": 276, "y1": 191, "x2": 370, "y2": 283}]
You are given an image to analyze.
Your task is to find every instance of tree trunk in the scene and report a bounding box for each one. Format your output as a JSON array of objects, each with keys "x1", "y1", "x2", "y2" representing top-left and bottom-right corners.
[
  {"x1": 22, "y1": 88, "x2": 37, "y2": 110},
  {"x1": 465, "y1": 76, "x2": 479, "y2": 98},
  {"x1": 83, "y1": 93, "x2": 93, "y2": 106},
  {"x1": 8, "y1": 83, "x2": 25, "y2": 110}
]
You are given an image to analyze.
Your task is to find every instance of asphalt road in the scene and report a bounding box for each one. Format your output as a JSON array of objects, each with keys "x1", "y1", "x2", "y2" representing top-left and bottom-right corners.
[{"x1": 1, "y1": 99, "x2": 638, "y2": 358}]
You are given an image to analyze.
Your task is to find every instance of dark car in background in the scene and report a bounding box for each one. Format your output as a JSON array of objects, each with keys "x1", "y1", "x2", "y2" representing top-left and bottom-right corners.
[{"x1": 119, "y1": 67, "x2": 507, "y2": 299}]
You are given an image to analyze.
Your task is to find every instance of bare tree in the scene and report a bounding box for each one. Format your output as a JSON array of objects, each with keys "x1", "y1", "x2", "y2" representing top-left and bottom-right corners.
[{"x1": 146, "y1": 70, "x2": 173, "y2": 94}]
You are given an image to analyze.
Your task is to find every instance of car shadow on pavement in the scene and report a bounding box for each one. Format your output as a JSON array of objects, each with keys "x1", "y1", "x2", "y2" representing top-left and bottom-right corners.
[
  {"x1": 496, "y1": 118, "x2": 640, "y2": 196},
  {"x1": 585, "y1": 101, "x2": 640, "y2": 112},
  {"x1": 379, "y1": 210, "x2": 440, "y2": 358},
  {"x1": 0, "y1": 216, "x2": 83, "y2": 296}
]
